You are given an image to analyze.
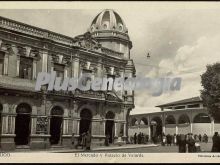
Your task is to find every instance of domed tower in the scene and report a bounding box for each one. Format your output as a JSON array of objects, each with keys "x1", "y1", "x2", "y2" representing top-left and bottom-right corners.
[{"x1": 88, "y1": 9, "x2": 132, "y2": 59}]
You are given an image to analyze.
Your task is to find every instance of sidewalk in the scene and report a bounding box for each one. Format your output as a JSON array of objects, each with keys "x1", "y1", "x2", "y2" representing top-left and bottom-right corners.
[
  {"x1": 48, "y1": 144, "x2": 158, "y2": 153},
  {"x1": 12, "y1": 143, "x2": 158, "y2": 153}
]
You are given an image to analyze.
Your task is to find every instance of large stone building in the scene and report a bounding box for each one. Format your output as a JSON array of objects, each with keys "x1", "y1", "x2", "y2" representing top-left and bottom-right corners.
[
  {"x1": 0, "y1": 9, "x2": 135, "y2": 150},
  {"x1": 128, "y1": 97, "x2": 220, "y2": 141}
]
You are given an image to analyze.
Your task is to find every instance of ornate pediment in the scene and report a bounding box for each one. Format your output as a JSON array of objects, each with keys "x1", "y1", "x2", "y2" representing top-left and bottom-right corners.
[
  {"x1": 106, "y1": 92, "x2": 123, "y2": 102},
  {"x1": 74, "y1": 32, "x2": 101, "y2": 51},
  {"x1": 51, "y1": 54, "x2": 71, "y2": 65}
]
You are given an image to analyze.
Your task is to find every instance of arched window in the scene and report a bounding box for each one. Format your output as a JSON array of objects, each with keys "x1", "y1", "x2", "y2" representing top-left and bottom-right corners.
[
  {"x1": 178, "y1": 114, "x2": 190, "y2": 124},
  {"x1": 140, "y1": 117, "x2": 148, "y2": 125},
  {"x1": 51, "y1": 106, "x2": 64, "y2": 116},
  {"x1": 131, "y1": 118, "x2": 138, "y2": 126},
  {"x1": 106, "y1": 111, "x2": 115, "y2": 119},
  {"x1": 193, "y1": 113, "x2": 211, "y2": 123},
  {"x1": 165, "y1": 115, "x2": 176, "y2": 124},
  {"x1": 16, "y1": 103, "x2": 32, "y2": 114}
]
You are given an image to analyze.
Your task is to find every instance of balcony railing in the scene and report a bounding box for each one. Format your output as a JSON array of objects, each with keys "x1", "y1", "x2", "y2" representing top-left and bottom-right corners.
[
  {"x1": 0, "y1": 16, "x2": 74, "y2": 46},
  {"x1": 74, "y1": 89, "x2": 105, "y2": 100},
  {"x1": 0, "y1": 75, "x2": 36, "y2": 91},
  {"x1": 101, "y1": 47, "x2": 124, "y2": 58}
]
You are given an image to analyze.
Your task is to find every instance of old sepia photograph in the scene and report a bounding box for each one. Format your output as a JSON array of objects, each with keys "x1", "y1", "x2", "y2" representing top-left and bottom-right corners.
[{"x1": 0, "y1": 1, "x2": 219, "y2": 163}]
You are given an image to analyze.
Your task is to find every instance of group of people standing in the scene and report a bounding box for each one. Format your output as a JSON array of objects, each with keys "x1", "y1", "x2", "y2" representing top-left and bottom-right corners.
[
  {"x1": 130, "y1": 132, "x2": 149, "y2": 144},
  {"x1": 177, "y1": 133, "x2": 201, "y2": 153},
  {"x1": 161, "y1": 133, "x2": 208, "y2": 147},
  {"x1": 72, "y1": 131, "x2": 92, "y2": 150}
]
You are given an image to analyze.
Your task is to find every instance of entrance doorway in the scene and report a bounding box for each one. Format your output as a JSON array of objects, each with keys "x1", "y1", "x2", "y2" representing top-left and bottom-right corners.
[
  {"x1": 0, "y1": 104, "x2": 2, "y2": 147},
  {"x1": 15, "y1": 103, "x2": 32, "y2": 145},
  {"x1": 150, "y1": 116, "x2": 162, "y2": 143},
  {"x1": 50, "y1": 106, "x2": 64, "y2": 145},
  {"x1": 105, "y1": 111, "x2": 115, "y2": 144},
  {"x1": 79, "y1": 109, "x2": 92, "y2": 135}
]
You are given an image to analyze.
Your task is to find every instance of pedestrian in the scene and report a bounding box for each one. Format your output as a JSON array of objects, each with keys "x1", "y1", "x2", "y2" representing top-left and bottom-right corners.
[
  {"x1": 178, "y1": 134, "x2": 187, "y2": 153},
  {"x1": 81, "y1": 132, "x2": 86, "y2": 149},
  {"x1": 105, "y1": 134, "x2": 110, "y2": 146},
  {"x1": 134, "y1": 133, "x2": 137, "y2": 144},
  {"x1": 162, "y1": 133, "x2": 166, "y2": 146},
  {"x1": 204, "y1": 134, "x2": 208, "y2": 143},
  {"x1": 130, "y1": 135, "x2": 133, "y2": 144},
  {"x1": 198, "y1": 134, "x2": 202, "y2": 142},
  {"x1": 173, "y1": 134, "x2": 177, "y2": 146},
  {"x1": 176, "y1": 134, "x2": 180, "y2": 146},
  {"x1": 71, "y1": 133, "x2": 75, "y2": 148},
  {"x1": 141, "y1": 133, "x2": 144, "y2": 144},
  {"x1": 211, "y1": 132, "x2": 220, "y2": 152},
  {"x1": 166, "y1": 134, "x2": 172, "y2": 146},
  {"x1": 85, "y1": 131, "x2": 92, "y2": 150},
  {"x1": 187, "y1": 133, "x2": 196, "y2": 153},
  {"x1": 137, "y1": 132, "x2": 142, "y2": 144}
]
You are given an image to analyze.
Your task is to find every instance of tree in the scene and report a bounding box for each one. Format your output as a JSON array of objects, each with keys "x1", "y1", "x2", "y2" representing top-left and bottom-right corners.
[{"x1": 201, "y1": 63, "x2": 220, "y2": 123}]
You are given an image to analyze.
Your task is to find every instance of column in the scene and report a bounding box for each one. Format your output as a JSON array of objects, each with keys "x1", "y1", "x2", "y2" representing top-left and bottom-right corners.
[
  {"x1": 32, "y1": 60, "x2": 37, "y2": 80},
  {"x1": 190, "y1": 122, "x2": 193, "y2": 133},
  {"x1": 31, "y1": 116, "x2": 37, "y2": 134},
  {"x1": 162, "y1": 113, "x2": 165, "y2": 134},
  {"x1": 103, "y1": 120, "x2": 105, "y2": 136},
  {"x1": 175, "y1": 124, "x2": 178, "y2": 134},
  {"x1": 63, "y1": 119, "x2": 68, "y2": 135},
  {"x1": 3, "y1": 54, "x2": 8, "y2": 75},
  {"x1": 31, "y1": 117, "x2": 34, "y2": 134},
  {"x1": 42, "y1": 50, "x2": 48, "y2": 72},
  {"x1": 7, "y1": 116, "x2": 12, "y2": 134},
  {"x1": 148, "y1": 116, "x2": 151, "y2": 141},
  {"x1": 114, "y1": 122, "x2": 117, "y2": 137},
  {"x1": 73, "y1": 56, "x2": 79, "y2": 78},
  {"x1": 16, "y1": 56, "x2": 20, "y2": 77},
  {"x1": 190, "y1": 109, "x2": 193, "y2": 133},
  {"x1": 47, "y1": 116, "x2": 51, "y2": 135},
  {"x1": 123, "y1": 122, "x2": 126, "y2": 137},
  {"x1": 5, "y1": 115, "x2": 8, "y2": 134},
  {"x1": 76, "y1": 119, "x2": 80, "y2": 135},
  {"x1": 211, "y1": 118, "x2": 215, "y2": 135},
  {"x1": 64, "y1": 68, "x2": 68, "y2": 78}
]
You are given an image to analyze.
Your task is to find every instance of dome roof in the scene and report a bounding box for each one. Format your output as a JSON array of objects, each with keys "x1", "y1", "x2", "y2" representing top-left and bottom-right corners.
[{"x1": 89, "y1": 9, "x2": 128, "y2": 34}]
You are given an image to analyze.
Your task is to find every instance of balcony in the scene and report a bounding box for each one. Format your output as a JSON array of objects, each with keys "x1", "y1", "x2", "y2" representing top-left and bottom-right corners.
[
  {"x1": 0, "y1": 75, "x2": 36, "y2": 92},
  {"x1": 74, "y1": 89, "x2": 105, "y2": 101},
  {"x1": 101, "y1": 47, "x2": 124, "y2": 58}
]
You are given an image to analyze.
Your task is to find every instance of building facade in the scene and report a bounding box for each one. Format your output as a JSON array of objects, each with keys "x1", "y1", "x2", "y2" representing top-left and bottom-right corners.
[
  {"x1": 0, "y1": 9, "x2": 135, "y2": 150},
  {"x1": 128, "y1": 97, "x2": 220, "y2": 141}
]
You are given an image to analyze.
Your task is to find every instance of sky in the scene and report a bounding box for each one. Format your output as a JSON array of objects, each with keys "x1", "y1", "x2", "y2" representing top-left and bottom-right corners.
[{"x1": 0, "y1": 2, "x2": 220, "y2": 115}]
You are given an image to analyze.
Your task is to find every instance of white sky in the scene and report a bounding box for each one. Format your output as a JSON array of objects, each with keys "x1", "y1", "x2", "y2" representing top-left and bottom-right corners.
[{"x1": 1, "y1": 2, "x2": 220, "y2": 115}]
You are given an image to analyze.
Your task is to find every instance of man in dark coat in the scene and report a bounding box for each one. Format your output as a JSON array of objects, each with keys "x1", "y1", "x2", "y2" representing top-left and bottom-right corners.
[
  {"x1": 166, "y1": 134, "x2": 172, "y2": 146},
  {"x1": 178, "y1": 134, "x2": 187, "y2": 153},
  {"x1": 134, "y1": 133, "x2": 137, "y2": 144},
  {"x1": 105, "y1": 134, "x2": 110, "y2": 146},
  {"x1": 137, "y1": 132, "x2": 142, "y2": 144},
  {"x1": 198, "y1": 134, "x2": 202, "y2": 142},
  {"x1": 187, "y1": 133, "x2": 196, "y2": 153},
  {"x1": 212, "y1": 132, "x2": 220, "y2": 152},
  {"x1": 85, "y1": 131, "x2": 92, "y2": 150}
]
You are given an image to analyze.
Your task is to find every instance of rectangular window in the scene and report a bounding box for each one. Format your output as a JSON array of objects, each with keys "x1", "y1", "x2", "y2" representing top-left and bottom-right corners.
[
  {"x1": 54, "y1": 63, "x2": 64, "y2": 79},
  {"x1": 0, "y1": 52, "x2": 4, "y2": 75},
  {"x1": 107, "y1": 74, "x2": 115, "y2": 92},
  {"x1": 19, "y1": 56, "x2": 33, "y2": 80},
  {"x1": 82, "y1": 69, "x2": 92, "y2": 86}
]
